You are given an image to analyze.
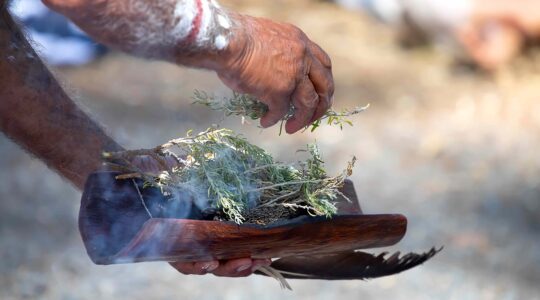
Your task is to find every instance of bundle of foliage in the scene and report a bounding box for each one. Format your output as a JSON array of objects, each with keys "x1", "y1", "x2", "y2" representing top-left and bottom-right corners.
[
  {"x1": 192, "y1": 91, "x2": 369, "y2": 134},
  {"x1": 103, "y1": 128, "x2": 356, "y2": 225}
]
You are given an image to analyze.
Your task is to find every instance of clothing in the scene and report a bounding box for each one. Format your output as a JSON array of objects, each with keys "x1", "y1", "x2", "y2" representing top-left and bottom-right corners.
[
  {"x1": 336, "y1": 0, "x2": 472, "y2": 50},
  {"x1": 9, "y1": 0, "x2": 106, "y2": 66}
]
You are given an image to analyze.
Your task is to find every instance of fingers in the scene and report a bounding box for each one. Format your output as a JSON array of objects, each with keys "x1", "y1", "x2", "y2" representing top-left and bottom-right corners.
[
  {"x1": 212, "y1": 258, "x2": 271, "y2": 277},
  {"x1": 308, "y1": 42, "x2": 332, "y2": 69},
  {"x1": 169, "y1": 260, "x2": 219, "y2": 275},
  {"x1": 250, "y1": 258, "x2": 273, "y2": 272},
  {"x1": 308, "y1": 42, "x2": 334, "y2": 122},
  {"x1": 212, "y1": 258, "x2": 253, "y2": 277},
  {"x1": 285, "y1": 78, "x2": 318, "y2": 134},
  {"x1": 163, "y1": 155, "x2": 180, "y2": 169},
  {"x1": 220, "y1": 72, "x2": 291, "y2": 129},
  {"x1": 285, "y1": 55, "x2": 333, "y2": 134},
  {"x1": 260, "y1": 97, "x2": 290, "y2": 128},
  {"x1": 130, "y1": 154, "x2": 179, "y2": 173},
  {"x1": 217, "y1": 28, "x2": 334, "y2": 132},
  {"x1": 285, "y1": 43, "x2": 333, "y2": 133},
  {"x1": 307, "y1": 57, "x2": 334, "y2": 124},
  {"x1": 131, "y1": 155, "x2": 160, "y2": 173},
  {"x1": 170, "y1": 258, "x2": 272, "y2": 277},
  {"x1": 310, "y1": 94, "x2": 333, "y2": 124}
]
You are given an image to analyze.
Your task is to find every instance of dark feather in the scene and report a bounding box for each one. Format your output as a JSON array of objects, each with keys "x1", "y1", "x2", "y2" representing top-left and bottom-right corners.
[{"x1": 256, "y1": 247, "x2": 442, "y2": 280}]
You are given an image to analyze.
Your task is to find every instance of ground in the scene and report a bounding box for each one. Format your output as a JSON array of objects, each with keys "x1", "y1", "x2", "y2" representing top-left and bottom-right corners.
[{"x1": 1, "y1": 0, "x2": 540, "y2": 299}]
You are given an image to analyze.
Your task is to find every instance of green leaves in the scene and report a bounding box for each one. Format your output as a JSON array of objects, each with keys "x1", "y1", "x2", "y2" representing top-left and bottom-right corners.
[
  {"x1": 318, "y1": 107, "x2": 366, "y2": 131},
  {"x1": 105, "y1": 128, "x2": 356, "y2": 224},
  {"x1": 193, "y1": 91, "x2": 369, "y2": 134},
  {"x1": 193, "y1": 90, "x2": 268, "y2": 120}
]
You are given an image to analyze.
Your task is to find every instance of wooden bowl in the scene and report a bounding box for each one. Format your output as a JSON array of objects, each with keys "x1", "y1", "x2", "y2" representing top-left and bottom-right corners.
[{"x1": 79, "y1": 172, "x2": 407, "y2": 265}]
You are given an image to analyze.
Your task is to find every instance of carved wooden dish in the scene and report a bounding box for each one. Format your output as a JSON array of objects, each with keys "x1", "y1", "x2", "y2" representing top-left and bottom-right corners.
[{"x1": 79, "y1": 172, "x2": 408, "y2": 265}]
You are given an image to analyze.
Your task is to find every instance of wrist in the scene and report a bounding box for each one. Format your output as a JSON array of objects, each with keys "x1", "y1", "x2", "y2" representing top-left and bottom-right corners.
[
  {"x1": 211, "y1": 13, "x2": 252, "y2": 73},
  {"x1": 171, "y1": 8, "x2": 250, "y2": 72}
]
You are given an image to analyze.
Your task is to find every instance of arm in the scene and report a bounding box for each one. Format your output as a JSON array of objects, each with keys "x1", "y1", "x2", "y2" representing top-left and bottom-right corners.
[
  {"x1": 0, "y1": 6, "x2": 122, "y2": 190},
  {"x1": 43, "y1": 0, "x2": 335, "y2": 133},
  {"x1": 0, "y1": 4, "x2": 269, "y2": 277}
]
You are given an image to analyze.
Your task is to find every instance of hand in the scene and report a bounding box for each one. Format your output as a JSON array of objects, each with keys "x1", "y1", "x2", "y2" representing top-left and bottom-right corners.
[
  {"x1": 42, "y1": 1, "x2": 334, "y2": 133},
  {"x1": 216, "y1": 14, "x2": 334, "y2": 134},
  {"x1": 129, "y1": 155, "x2": 271, "y2": 277},
  {"x1": 170, "y1": 258, "x2": 271, "y2": 277}
]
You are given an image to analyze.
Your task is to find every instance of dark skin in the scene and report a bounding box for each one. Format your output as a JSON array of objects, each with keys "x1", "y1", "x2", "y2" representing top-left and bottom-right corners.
[
  {"x1": 0, "y1": 5, "x2": 122, "y2": 189},
  {"x1": 43, "y1": 0, "x2": 334, "y2": 134},
  {"x1": 217, "y1": 14, "x2": 334, "y2": 132},
  {"x1": 0, "y1": 2, "x2": 287, "y2": 277}
]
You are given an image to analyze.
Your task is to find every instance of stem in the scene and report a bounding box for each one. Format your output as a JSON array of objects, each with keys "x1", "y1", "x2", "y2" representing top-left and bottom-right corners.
[
  {"x1": 245, "y1": 178, "x2": 330, "y2": 193},
  {"x1": 259, "y1": 190, "x2": 301, "y2": 207}
]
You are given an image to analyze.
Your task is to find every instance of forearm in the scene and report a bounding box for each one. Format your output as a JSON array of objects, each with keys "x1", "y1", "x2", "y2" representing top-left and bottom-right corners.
[
  {"x1": 41, "y1": 0, "x2": 335, "y2": 134},
  {"x1": 43, "y1": 0, "x2": 236, "y2": 69},
  {"x1": 0, "y1": 8, "x2": 123, "y2": 190}
]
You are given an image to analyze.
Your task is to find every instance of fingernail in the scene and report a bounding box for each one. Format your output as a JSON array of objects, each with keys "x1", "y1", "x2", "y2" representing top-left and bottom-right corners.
[
  {"x1": 202, "y1": 262, "x2": 219, "y2": 272},
  {"x1": 251, "y1": 259, "x2": 272, "y2": 272},
  {"x1": 236, "y1": 264, "x2": 252, "y2": 272}
]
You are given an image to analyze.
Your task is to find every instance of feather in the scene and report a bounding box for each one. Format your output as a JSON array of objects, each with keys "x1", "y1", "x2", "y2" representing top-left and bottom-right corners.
[
  {"x1": 255, "y1": 266, "x2": 292, "y2": 290},
  {"x1": 256, "y1": 247, "x2": 441, "y2": 280}
]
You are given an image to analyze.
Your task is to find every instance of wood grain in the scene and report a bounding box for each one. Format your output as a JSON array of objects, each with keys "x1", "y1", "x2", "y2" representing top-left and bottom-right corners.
[
  {"x1": 109, "y1": 214, "x2": 406, "y2": 264},
  {"x1": 79, "y1": 171, "x2": 407, "y2": 265}
]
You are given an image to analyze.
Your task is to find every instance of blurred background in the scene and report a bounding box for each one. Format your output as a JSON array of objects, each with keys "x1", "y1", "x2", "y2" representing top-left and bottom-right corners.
[{"x1": 2, "y1": 0, "x2": 540, "y2": 299}]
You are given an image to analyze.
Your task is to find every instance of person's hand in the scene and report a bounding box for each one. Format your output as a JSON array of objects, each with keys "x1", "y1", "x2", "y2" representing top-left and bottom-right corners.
[
  {"x1": 216, "y1": 14, "x2": 334, "y2": 134},
  {"x1": 129, "y1": 154, "x2": 271, "y2": 277},
  {"x1": 169, "y1": 258, "x2": 271, "y2": 277},
  {"x1": 41, "y1": 1, "x2": 334, "y2": 133}
]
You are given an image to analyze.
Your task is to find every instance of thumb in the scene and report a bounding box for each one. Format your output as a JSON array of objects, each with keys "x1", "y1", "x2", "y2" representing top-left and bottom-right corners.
[{"x1": 260, "y1": 98, "x2": 290, "y2": 128}]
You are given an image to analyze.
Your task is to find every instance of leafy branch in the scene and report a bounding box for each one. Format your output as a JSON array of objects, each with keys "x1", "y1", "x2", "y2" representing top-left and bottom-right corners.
[
  {"x1": 103, "y1": 127, "x2": 356, "y2": 224},
  {"x1": 193, "y1": 90, "x2": 369, "y2": 134}
]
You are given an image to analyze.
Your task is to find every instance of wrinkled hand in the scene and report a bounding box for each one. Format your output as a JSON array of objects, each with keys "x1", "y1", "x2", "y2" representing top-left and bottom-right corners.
[
  {"x1": 42, "y1": 0, "x2": 333, "y2": 133},
  {"x1": 170, "y1": 258, "x2": 271, "y2": 277},
  {"x1": 129, "y1": 154, "x2": 271, "y2": 277},
  {"x1": 217, "y1": 14, "x2": 334, "y2": 134}
]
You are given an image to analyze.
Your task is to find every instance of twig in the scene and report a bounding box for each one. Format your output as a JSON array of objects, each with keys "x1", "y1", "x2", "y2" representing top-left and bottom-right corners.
[
  {"x1": 245, "y1": 178, "x2": 330, "y2": 193},
  {"x1": 132, "y1": 179, "x2": 153, "y2": 218},
  {"x1": 259, "y1": 190, "x2": 301, "y2": 207}
]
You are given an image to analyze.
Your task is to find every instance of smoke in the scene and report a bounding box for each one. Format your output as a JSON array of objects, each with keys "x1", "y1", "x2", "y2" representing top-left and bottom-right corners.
[
  {"x1": 81, "y1": 137, "x2": 273, "y2": 263},
  {"x1": 79, "y1": 170, "x2": 211, "y2": 264},
  {"x1": 165, "y1": 138, "x2": 264, "y2": 215}
]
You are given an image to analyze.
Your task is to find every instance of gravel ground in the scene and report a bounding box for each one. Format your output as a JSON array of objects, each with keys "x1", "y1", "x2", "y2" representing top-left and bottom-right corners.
[{"x1": 1, "y1": 1, "x2": 540, "y2": 299}]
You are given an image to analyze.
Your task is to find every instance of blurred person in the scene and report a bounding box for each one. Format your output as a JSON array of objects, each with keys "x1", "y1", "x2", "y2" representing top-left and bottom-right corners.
[
  {"x1": 335, "y1": 0, "x2": 540, "y2": 70},
  {"x1": 9, "y1": 0, "x2": 107, "y2": 65},
  {"x1": 0, "y1": 0, "x2": 333, "y2": 277}
]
